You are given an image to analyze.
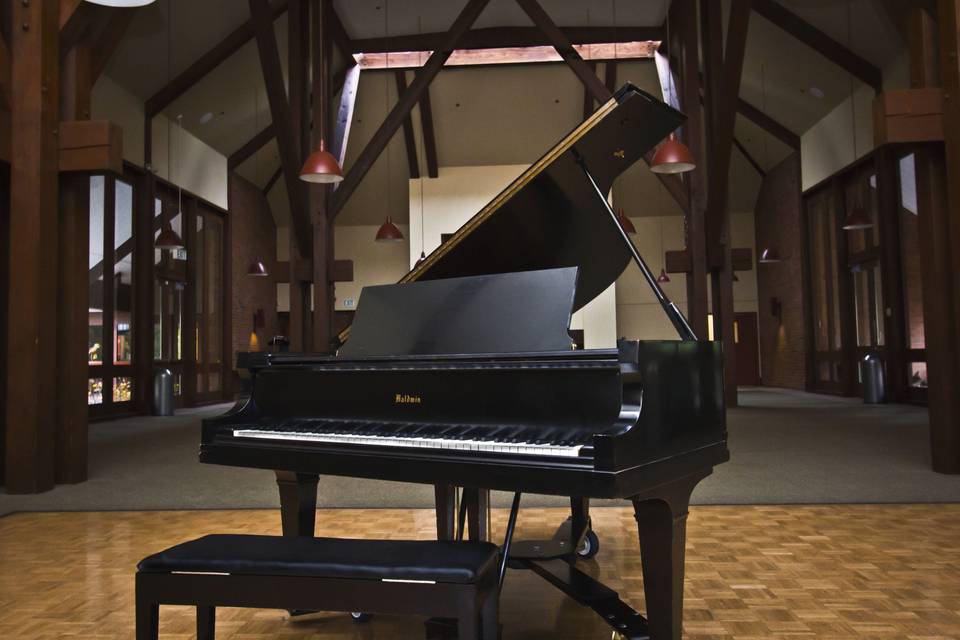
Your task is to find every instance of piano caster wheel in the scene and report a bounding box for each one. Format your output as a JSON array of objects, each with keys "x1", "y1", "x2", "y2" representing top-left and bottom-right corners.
[
  {"x1": 351, "y1": 612, "x2": 373, "y2": 623},
  {"x1": 577, "y1": 530, "x2": 600, "y2": 559}
]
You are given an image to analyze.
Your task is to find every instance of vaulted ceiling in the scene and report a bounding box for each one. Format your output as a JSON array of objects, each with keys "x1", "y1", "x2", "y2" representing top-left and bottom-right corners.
[{"x1": 102, "y1": 0, "x2": 907, "y2": 225}]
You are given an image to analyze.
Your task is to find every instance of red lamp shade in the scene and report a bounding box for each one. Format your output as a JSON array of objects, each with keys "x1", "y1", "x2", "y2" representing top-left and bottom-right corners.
[
  {"x1": 299, "y1": 139, "x2": 344, "y2": 184},
  {"x1": 758, "y1": 247, "x2": 781, "y2": 263},
  {"x1": 155, "y1": 223, "x2": 184, "y2": 251},
  {"x1": 246, "y1": 257, "x2": 269, "y2": 277},
  {"x1": 618, "y1": 210, "x2": 637, "y2": 234},
  {"x1": 375, "y1": 216, "x2": 404, "y2": 242},
  {"x1": 841, "y1": 206, "x2": 874, "y2": 231},
  {"x1": 651, "y1": 133, "x2": 696, "y2": 174},
  {"x1": 416, "y1": 250, "x2": 427, "y2": 265},
  {"x1": 656, "y1": 268, "x2": 671, "y2": 284}
]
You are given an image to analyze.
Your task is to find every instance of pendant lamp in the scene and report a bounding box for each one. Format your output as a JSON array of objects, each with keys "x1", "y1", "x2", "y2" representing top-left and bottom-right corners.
[
  {"x1": 155, "y1": 223, "x2": 183, "y2": 251},
  {"x1": 651, "y1": 5, "x2": 695, "y2": 175},
  {"x1": 618, "y1": 210, "x2": 637, "y2": 234},
  {"x1": 299, "y1": 140, "x2": 343, "y2": 183},
  {"x1": 246, "y1": 257, "x2": 269, "y2": 277},
  {"x1": 651, "y1": 133, "x2": 696, "y2": 174},
  {"x1": 657, "y1": 268, "x2": 671, "y2": 284},
  {"x1": 86, "y1": 0, "x2": 156, "y2": 5},
  {"x1": 758, "y1": 248, "x2": 781, "y2": 264},
  {"x1": 416, "y1": 251, "x2": 427, "y2": 265},
  {"x1": 376, "y1": 216, "x2": 404, "y2": 242}
]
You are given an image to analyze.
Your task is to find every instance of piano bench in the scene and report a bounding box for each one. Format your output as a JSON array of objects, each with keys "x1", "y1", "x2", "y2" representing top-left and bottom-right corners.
[{"x1": 135, "y1": 534, "x2": 500, "y2": 640}]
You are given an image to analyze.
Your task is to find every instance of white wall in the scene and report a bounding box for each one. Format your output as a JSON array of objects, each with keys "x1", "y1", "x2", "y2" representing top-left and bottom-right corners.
[
  {"x1": 409, "y1": 165, "x2": 619, "y2": 348},
  {"x1": 801, "y1": 53, "x2": 910, "y2": 191},
  {"x1": 92, "y1": 74, "x2": 229, "y2": 209}
]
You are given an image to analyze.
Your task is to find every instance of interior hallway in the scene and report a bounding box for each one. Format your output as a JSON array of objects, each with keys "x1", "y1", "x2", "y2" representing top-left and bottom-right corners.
[{"x1": 1, "y1": 389, "x2": 957, "y2": 515}]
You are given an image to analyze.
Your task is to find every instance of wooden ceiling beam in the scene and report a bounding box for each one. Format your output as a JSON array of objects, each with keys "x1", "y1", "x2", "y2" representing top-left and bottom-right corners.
[
  {"x1": 90, "y1": 9, "x2": 138, "y2": 82},
  {"x1": 59, "y1": 0, "x2": 95, "y2": 54},
  {"x1": 518, "y1": 0, "x2": 689, "y2": 212},
  {"x1": 263, "y1": 165, "x2": 283, "y2": 195},
  {"x1": 751, "y1": 0, "x2": 882, "y2": 92},
  {"x1": 737, "y1": 97, "x2": 801, "y2": 149},
  {"x1": 394, "y1": 70, "x2": 421, "y2": 180},
  {"x1": 146, "y1": 0, "x2": 289, "y2": 118},
  {"x1": 228, "y1": 124, "x2": 275, "y2": 171},
  {"x1": 582, "y1": 60, "x2": 597, "y2": 119},
  {"x1": 350, "y1": 25, "x2": 662, "y2": 54},
  {"x1": 248, "y1": 0, "x2": 310, "y2": 256},
  {"x1": 329, "y1": 0, "x2": 491, "y2": 221},
  {"x1": 330, "y1": 63, "x2": 360, "y2": 167},
  {"x1": 418, "y1": 86, "x2": 439, "y2": 178},
  {"x1": 328, "y1": 3, "x2": 353, "y2": 60},
  {"x1": 732, "y1": 136, "x2": 765, "y2": 177}
]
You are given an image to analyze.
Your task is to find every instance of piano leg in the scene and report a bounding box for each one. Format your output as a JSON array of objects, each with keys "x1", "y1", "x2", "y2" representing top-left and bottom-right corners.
[
  {"x1": 631, "y1": 472, "x2": 706, "y2": 640},
  {"x1": 434, "y1": 484, "x2": 457, "y2": 540},
  {"x1": 462, "y1": 487, "x2": 490, "y2": 541},
  {"x1": 275, "y1": 471, "x2": 319, "y2": 537}
]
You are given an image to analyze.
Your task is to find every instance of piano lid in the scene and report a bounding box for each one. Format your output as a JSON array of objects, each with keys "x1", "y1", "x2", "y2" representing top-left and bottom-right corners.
[
  {"x1": 339, "y1": 267, "x2": 579, "y2": 358},
  {"x1": 336, "y1": 83, "x2": 686, "y2": 347},
  {"x1": 399, "y1": 83, "x2": 684, "y2": 310}
]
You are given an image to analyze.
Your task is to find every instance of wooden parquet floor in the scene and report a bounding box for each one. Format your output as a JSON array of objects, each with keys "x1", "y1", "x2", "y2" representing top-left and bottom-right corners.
[{"x1": 0, "y1": 505, "x2": 958, "y2": 639}]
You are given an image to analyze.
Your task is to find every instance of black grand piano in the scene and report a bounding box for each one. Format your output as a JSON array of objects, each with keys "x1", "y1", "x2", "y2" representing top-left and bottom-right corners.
[{"x1": 201, "y1": 84, "x2": 728, "y2": 640}]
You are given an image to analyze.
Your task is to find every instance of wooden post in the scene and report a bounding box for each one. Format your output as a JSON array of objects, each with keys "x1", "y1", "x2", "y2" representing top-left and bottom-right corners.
[
  {"x1": 922, "y1": 0, "x2": 960, "y2": 472},
  {"x1": 311, "y1": 0, "x2": 334, "y2": 353},
  {"x1": 6, "y1": 0, "x2": 60, "y2": 493},
  {"x1": 673, "y1": 0, "x2": 708, "y2": 339}
]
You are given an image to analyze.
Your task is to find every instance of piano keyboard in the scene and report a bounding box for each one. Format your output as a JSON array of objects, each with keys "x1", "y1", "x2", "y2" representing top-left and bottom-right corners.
[{"x1": 232, "y1": 428, "x2": 587, "y2": 458}]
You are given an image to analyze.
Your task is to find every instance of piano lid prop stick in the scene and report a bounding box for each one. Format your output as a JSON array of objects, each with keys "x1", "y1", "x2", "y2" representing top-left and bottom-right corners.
[
  {"x1": 571, "y1": 148, "x2": 698, "y2": 342},
  {"x1": 499, "y1": 492, "x2": 522, "y2": 590}
]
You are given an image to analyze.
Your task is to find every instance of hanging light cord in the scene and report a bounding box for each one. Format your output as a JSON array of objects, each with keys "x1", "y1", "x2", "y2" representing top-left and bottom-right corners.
[
  {"x1": 384, "y1": 0, "x2": 391, "y2": 227},
  {"x1": 761, "y1": 63, "x2": 769, "y2": 169},
  {"x1": 177, "y1": 114, "x2": 183, "y2": 215}
]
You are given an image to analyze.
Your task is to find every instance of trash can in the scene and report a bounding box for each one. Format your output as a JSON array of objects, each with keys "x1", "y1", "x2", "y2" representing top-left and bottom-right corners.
[
  {"x1": 861, "y1": 353, "x2": 885, "y2": 404},
  {"x1": 153, "y1": 368, "x2": 174, "y2": 416}
]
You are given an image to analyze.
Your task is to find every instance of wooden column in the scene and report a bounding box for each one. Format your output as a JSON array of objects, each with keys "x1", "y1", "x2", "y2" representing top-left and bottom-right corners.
[
  {"x1": 923, "y1": 0, "x2": 960, "y2": 472},
  {"x1": 311, "y1": 0, "x2": 334, "y2": 353},
  {"x1": 287, "y1": 0, "x2": 311, "y2": 352},
  {"x1": 673, "y1": 0, "x2": 708, "y2": 339},
  {"x1": 5, "y1": 0, "x2": 60, "y2": 493}
]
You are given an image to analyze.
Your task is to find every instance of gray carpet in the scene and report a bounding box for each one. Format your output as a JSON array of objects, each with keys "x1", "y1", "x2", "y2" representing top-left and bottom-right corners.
[{"x1": 1, "y1": 388, "x2": 957, "y2": 515}]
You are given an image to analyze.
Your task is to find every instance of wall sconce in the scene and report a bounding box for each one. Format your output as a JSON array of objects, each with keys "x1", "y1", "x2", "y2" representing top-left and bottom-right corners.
[{"x1": 770, "y1": 297, "x2": 783, "y2": 322}]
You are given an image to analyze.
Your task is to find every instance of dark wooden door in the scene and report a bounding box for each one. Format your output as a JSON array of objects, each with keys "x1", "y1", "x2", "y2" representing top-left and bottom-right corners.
[{"x1": 735, "y1": 312, "x2": 760, "y2": 386}]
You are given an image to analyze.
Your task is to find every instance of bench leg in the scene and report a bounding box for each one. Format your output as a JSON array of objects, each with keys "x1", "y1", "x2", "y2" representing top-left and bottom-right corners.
[
  {"x1": 135, "y1": 598, "x2": 158, "y2": 640},
  {"x1": 197, "y1": 606, "x2": 215, "y2": 640},
  {"x1": 481, "y1": 591, "x2": 499, "y2": 640}
]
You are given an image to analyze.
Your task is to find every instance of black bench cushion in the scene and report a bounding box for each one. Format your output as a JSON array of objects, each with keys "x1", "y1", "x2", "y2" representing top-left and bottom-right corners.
[{"x1": 138, "y1": 535, "x2": 499, "y2": 585}]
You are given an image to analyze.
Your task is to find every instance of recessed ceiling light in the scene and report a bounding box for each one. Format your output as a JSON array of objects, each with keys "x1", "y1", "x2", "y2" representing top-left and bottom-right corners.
[
  {"x1": 809, "y1": 86, "x2": 825, "y2": 99},
  {"x1": 199, "y1": 112, "x2": 214, "y2": 124}
]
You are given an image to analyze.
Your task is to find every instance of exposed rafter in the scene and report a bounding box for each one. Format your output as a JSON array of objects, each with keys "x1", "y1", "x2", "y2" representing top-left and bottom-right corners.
[
  {"x1": 751, "y1": 0, "x2": 882, "y2": 92},
  {"x1": 418, "y1": 87, "x2": 439, "y2": 178},
  {"x1": 90, "y1": 10, "x2": 138, "y2": 81},
  {"x1": 732, "y1": 136, "x2": 765, "y2": 177},
  {"x1": 350, "y1": 25, "x2": 663, "y2": 54},
  {"x1": 395, "y1": 71, "x2": 421, "y2": 180},
  {"x1": 145, "y1": 0, "x2": 289, "y2": 118},
  {"x1": 228, "y1": 124, "x2": 275, "y2": 171},
  {"x1": 737, "y1": 97, "x2": 801, "y2": 149},
  {"x1": 248, "y1": 0, "x2": 310, "y2": 256},
  {"x1": 263, "y1": 165, "x2": 283, "y2": 195},
  {"x1": 330, "y1": 63, "x2": 360, "y2": 167},
  {"x1": 329, "y1": 0, "x2": 491, "y2": 220}
]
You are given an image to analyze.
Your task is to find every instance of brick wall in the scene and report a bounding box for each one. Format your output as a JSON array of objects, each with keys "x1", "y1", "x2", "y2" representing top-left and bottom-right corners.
[
  {"x1": 229, "y1": 174, "x2": 278, "y2": 385},
  {"x1": 755, "y1": 153, "x2": 808, "y2": 390}
]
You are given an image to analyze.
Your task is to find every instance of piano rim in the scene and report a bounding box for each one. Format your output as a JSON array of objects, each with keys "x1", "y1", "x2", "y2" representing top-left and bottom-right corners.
[{"x1": 198, "y1": 440, "x2": 729, "y2": 499}]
